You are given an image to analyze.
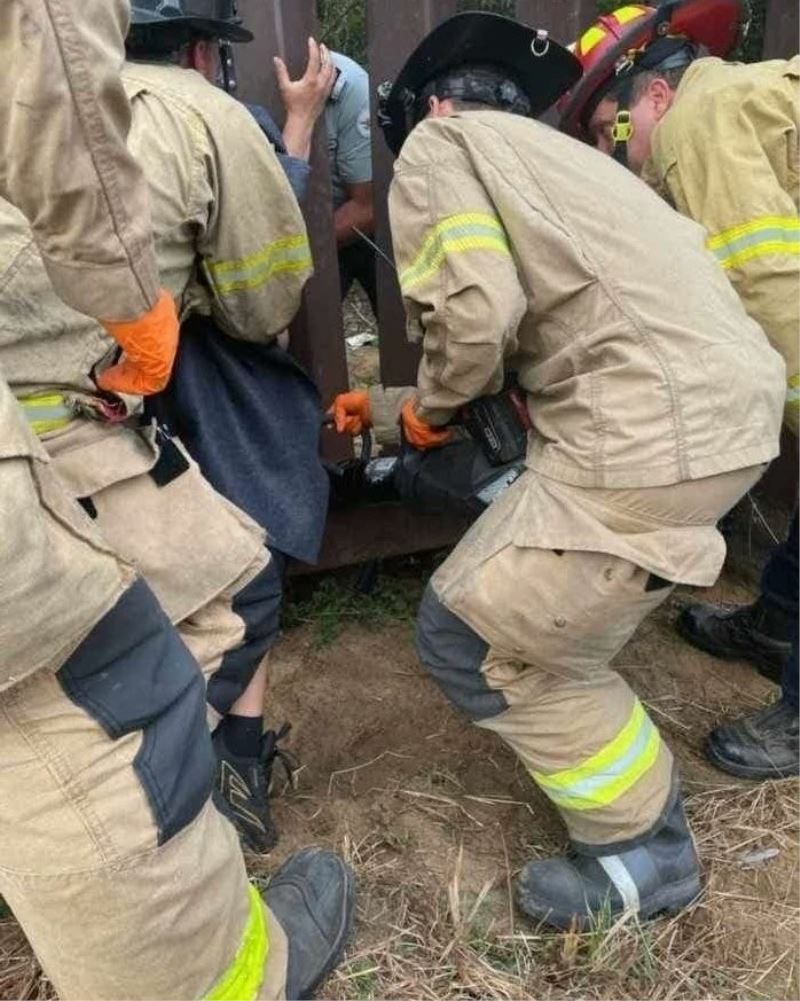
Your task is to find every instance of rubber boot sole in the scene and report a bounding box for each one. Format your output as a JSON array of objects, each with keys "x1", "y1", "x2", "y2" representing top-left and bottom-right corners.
[
  {"x1": 675, "y1": 616, "x2": 785, "y2": 685},
  {"x1": 517, "y1": 873, "x2": 702, "y2": 932},
  {"x1": 705, "y1": 737, "x2": 800, "y2": 781}
]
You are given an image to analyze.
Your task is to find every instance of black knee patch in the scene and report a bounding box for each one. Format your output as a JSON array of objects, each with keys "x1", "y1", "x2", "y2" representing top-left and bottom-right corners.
[
  {"x1": 416, "y1": 584, "x2": 508, "y2": 721},
  {"x1": 206, "y1": 552, "x2": 285, "y2": 716},
  {"x1": 58, "y1": 579, "x2": 215, "y2": 845}
]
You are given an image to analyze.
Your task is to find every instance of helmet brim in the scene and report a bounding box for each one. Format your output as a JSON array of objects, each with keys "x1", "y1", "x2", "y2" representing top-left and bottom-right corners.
[
  {"x1": 129, "y1": 12, "x2": 253, "y2": 43},
  {"x1": 380, "y1": 12, "x2": 582, "y2": 156}
]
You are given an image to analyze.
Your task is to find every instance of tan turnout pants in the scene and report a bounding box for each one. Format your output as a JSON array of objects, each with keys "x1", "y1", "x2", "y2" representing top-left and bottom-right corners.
[
  {"x1": 0, "y1": 580, "x2": 288, "y2": 1001},
  {"x1": 417, "y1": 465, "x2": 764, "y2": 850}
]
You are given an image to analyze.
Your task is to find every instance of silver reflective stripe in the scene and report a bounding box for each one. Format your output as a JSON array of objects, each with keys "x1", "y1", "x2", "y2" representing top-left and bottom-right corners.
[{"x1": 598, "y1": 855, "x2": 640, "y2": 914}]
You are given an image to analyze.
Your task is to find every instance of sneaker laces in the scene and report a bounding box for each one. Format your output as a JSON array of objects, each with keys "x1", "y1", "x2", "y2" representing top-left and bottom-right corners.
[{"x1": 261, "y1": 722, "x2": 299, "y2": 791}]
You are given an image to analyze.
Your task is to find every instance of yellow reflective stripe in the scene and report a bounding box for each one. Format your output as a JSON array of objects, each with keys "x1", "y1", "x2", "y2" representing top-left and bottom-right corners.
[
  {"x1": 399, "y1": 213, "x2": 511, "y2": 294},
  {"x1": 707, "y1": 215, "x2": 800, "y2": 270},
  {"x1": 614, "y1": 4, "x2": 649, "y2": 25},
  {"x1": 207, "y1": 234, "x2": 313, "y2": 295},
  {"x1": 205, "y1": 885, "x2": 269, "y2": 1001},
  {"x1": 579, "y1": 25, "x2": 607, "y2": 56},
  {"x1": 531, "y1": 701, "x2": 661, "y2": 812},
  {"x1": 18, "y1": 392, "x2": 74, "y2": 436}
]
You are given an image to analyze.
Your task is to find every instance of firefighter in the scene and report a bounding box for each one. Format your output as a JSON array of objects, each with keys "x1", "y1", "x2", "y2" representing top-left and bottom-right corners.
[
  {"x1": 120, "y1": 0, "x2": 338, "y2": 852},
  {"x1": 334, "y1": 11, "x2": 785, "y2": 929},
  {"x1": 0, "y1": 4, "x2": 354, "y2": 1000},
  {"x1": 561, "y1": 0, "x2": 799, "y2": 780}
]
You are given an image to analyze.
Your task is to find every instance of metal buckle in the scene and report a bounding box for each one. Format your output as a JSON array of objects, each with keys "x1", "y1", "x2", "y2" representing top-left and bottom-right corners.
[
  {"x1": 612, "y1": 110, "x2": 633, "y2": 144},
  {"x1": 531, "y1": 29, "x2": 550, "y2": 57}
]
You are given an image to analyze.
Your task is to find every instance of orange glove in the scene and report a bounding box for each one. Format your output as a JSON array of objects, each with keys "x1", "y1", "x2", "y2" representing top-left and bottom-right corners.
[
  {"x1": 400, "y1": 398, "x2": 453, "y2": 450},
  {"x1": 97, "y1": 289, "x2": 179, "y2": 396},
  {"x1": 330, "y1": 390, "x2": 372, "y2": 435}
]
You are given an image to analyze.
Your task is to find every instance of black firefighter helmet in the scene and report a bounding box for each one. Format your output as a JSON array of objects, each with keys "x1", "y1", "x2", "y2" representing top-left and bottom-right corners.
[
  {"x1": 128, "y1": 0, "x2": 253, "y2": 44},
  {"x1": 377, "y1": 12, "x2": 582, "y2": 156}
]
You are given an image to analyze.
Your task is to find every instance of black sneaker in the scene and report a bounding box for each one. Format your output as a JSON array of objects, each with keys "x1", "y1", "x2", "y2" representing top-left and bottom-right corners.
[
  {"x1": 676, "y1": 599, "x2": 793, "y2": 683},
  {"x1": 212, "y1": 722, "x2": 296, "y2": 853},
  {"x1": 707, "y1": 698, "x2": 799, "y2": 779},
  {"x1": 265, "y1": 848, "x2": 356, "y2": 1000}
]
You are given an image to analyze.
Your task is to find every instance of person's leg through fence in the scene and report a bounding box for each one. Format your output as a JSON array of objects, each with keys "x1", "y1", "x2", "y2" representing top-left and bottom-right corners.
[
  {"x1": 416, "y1": 542, "x2": 699, "y2": 929},
  {"x1": 338, "y1": 242, "x2": 377, "y2": 314},
  {"x1": 179, "y1": 550, "x2": 292, "y2": 853}
]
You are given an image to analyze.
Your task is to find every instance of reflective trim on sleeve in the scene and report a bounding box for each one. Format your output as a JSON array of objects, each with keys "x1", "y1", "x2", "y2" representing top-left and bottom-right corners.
[
  {"x1": 707, "y1": 215, "x2": 800, "y2": 271},
  {"x1": 399, "y1": 212, "x2": 512, "y2": 294},
  {"x1": 206, "y1": 234, "x2": 313, "y2": 295},
  {"x1": 18, "y1": 392, "x2": 74, "y2": 435},
  {"x1": 205, "y1": 884, "x2": 269, "y2": 1001},
  {"x1": 530, "y1": 701, "x2": 661, "y2": 812}
]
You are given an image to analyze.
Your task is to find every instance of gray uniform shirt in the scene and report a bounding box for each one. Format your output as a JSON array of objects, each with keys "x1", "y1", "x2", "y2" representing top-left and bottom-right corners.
[{"x1": 325, "y1": 52, "x2": 372, "y2": 209}]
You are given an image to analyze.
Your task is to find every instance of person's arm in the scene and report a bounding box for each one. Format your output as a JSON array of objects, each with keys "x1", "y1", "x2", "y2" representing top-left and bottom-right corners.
[
  {"x1": 274, "y1": 38, "x2": 336, "y2": 161},
  {"x1": 655, "y1": 75, "x2": 799, "y2": 435},
  {"x1": 388, "y1": 137, "x2": 527, "y2": 429},
  {"x1": 330, "y1": 60, "x2": 374, "y2": 247},
  {"x1": 0, "y1": 0, "x2": 159, "y2": 322},
  {"x1": 198, "y1": 101, "x2": 314, "y2": 343},
  {"x1": 335, "y1": 181, "x2": 375, "y2": 247},
  {"x1": 244, "y1": 102, "x2": 311, "y2": 203}
]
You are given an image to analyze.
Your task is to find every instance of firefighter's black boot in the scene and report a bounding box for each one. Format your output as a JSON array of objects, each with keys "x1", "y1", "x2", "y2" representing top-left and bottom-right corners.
[
  {"x1": 676, "y1": 598, "x2": 793, "y2": 683},
  {"x1": 706, "y1": 698, "x2": 799, "y2": 779},
  {"x1": 265, "y1": 848, "x2": 356, "y2": 1000},
  {"x1": 212, "y1": 723, "x2": 295, "y2": 853},
  {"x1": 515, "y1": 796, "x2": 700, "y2": 930}
]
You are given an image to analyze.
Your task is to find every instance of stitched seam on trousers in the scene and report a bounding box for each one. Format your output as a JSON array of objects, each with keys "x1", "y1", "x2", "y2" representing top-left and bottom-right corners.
[
  {"x1": 2, "y1": 679, "x2": 120, "y2": 865},
  {"x1": 0, "y1": 797, "x2": 211, "y2": 881}
]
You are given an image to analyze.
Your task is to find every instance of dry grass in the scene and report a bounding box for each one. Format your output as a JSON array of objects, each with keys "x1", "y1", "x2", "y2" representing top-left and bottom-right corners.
[{"x1": 317, "y1": 780, "x2": 799, "y2": 1001}]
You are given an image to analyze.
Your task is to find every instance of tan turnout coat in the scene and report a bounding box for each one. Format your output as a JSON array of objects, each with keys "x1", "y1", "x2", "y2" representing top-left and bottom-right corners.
[
  {"x1": 642, "y1": 56, "x2": 800, "y2": 435},
  {"x1": 387, "y1": 111, "x2": 785, "y2": 585},
  {"x1": 0, "y1": 63, "x2": 312, "y2": 689}
]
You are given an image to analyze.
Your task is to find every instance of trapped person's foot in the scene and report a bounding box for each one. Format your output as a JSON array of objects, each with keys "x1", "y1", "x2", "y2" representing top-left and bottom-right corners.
[
  {"x1": 707, "y1": 698, "x2": 799, "y2": 779},
  {"x1": 265, "y1": 848, "x2": 356, "y2": 1000},
  {"x1": 212, "y1": 722, "x2": 295, "y2": 853},
  {"x1": 676, "y1": 599, "x2": 793, "y2": 683}
]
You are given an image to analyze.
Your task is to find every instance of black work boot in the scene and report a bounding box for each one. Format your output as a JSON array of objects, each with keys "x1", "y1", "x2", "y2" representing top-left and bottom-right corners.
[
  {"x1": 265, "y1": 848, "x2": 356, "y2": 1000},
  {"x1": 707, "y1": 698, "x2": 799, "y2": 779},
  {"x1": 515, "y1": 797, "x2": 700, "y2": 930},
  {"x1": 212, "y1": 723, "x2": 295, "y2": 853},
  {"x1": 676, "y1": 598, "x2": 793, "y2": 683}
]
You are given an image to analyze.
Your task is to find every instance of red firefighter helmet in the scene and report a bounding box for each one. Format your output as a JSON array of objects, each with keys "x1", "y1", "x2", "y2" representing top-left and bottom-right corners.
[{"x1": 558, "y1": 0, "x2": 743, "y2": 140}]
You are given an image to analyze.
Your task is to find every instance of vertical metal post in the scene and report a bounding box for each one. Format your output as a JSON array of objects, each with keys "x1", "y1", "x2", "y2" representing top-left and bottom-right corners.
[
  {"x1": 367, "y1": 0, "x2": 460, "y2": 388},
  {"x1": 762, "y1": 0, "x2": 799, "y2": 59},
  {"x1": 233, "y1": 0, "x2": 351, "y2": 460}
]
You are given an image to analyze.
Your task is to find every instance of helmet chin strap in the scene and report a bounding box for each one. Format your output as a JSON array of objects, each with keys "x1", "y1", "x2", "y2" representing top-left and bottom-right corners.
[{"x1": 610, "y1": 72, "x2": 635, "y2": 168}]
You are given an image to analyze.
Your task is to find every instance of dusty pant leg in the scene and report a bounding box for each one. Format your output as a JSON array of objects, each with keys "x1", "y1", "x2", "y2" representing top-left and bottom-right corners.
[
  {"x1": 0, "y1": 579, "x2": 287, "y2": 1000},
  {"x1": 180, "y1": 551, "x2": 286, "y2": 720},
  {"x1": 417, "y1": 546, "x2": 676, "y2": 851}
]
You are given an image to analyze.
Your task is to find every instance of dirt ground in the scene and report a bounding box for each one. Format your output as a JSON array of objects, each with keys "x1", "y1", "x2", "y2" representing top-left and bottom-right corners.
[{"x1": 263, "y1": 544, "x2": 798, "y2": 1001}]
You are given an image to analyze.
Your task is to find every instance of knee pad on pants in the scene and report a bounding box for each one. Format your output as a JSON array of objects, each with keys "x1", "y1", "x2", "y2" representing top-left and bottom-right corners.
[{"x1": 416, "y1": 583, "x2": 508, "y2": 722}]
